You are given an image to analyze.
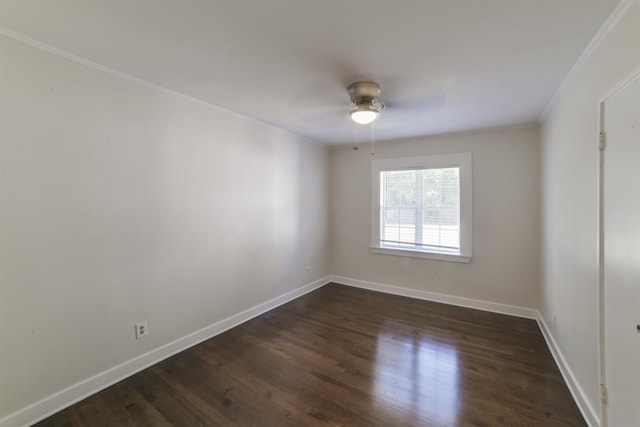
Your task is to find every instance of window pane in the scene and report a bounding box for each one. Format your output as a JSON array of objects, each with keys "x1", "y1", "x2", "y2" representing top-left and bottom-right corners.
[
  {"x1": 381, "y1": 170, "x2": 417, "y2": 246},
  {"x1": 380, "y1": 167, "x2": 460, "y2": 251},
  {"x1": 422, "y1": 168, "x2": 459, "y2": 249}
]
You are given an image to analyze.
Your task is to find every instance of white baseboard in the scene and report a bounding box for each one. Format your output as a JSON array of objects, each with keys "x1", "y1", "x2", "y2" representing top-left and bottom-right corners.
[
  {"x1": 536, "y1": 313, "x2": 601, "y2": 427},
  {"x1": 0, "y1": 276, "x2": 331, "y2": 427},
  {"x1": 3, "y1": 276, "x2": 598, "y2": 427},
  {"x1": 329, "y1": 275, "x2": 538, "y2": 319}
]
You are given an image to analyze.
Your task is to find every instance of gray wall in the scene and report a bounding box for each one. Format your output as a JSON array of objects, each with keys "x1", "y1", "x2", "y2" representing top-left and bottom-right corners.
[
  {"x1": 329, "y1": 126, "x2": 541, "y2": 309},
  {"x1": 539, "y1": 2, "x2": 640, "y2": 421},
  {"x1": 0, "y1": 35, "x2": 330, "y2": 418}
]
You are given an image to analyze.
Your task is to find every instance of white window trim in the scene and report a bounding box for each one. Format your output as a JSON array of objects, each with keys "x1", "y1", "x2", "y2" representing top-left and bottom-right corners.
[{"x1": 371, "y1": 153, "x2": 472, "y2": 263}]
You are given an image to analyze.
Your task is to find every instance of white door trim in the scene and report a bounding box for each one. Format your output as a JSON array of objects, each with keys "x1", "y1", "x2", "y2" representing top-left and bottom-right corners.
[{"x1": 597, "y1": 67, "x2": 640, "y2": 427}]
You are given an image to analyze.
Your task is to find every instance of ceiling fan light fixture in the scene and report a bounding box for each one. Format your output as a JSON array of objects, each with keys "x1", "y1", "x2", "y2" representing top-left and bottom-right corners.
[{"x1": 350, "y1": 105, "x2": 379, "y2": 125}]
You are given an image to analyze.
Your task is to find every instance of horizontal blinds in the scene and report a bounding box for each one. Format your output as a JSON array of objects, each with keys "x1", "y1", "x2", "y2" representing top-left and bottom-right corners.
[{"x1": 380, "y1": 167, "x2": 460, "y2": 251}]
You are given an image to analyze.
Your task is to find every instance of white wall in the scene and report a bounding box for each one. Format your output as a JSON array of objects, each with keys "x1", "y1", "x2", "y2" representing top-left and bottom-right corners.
[
  {"x1": 329, "y1": 126, "x2": 540, "y2": 309},
  {"x1": 0, "y1": 35, "x2": 329, "y2": 419},
  {"x1": 539, "y1": 1, "x2": 639, "y2": 423}
]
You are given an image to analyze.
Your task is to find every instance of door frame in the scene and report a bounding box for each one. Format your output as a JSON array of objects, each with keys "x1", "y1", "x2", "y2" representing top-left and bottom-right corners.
[{"x1": 597, "y1": 67, "x2": 640, "y2": 427}]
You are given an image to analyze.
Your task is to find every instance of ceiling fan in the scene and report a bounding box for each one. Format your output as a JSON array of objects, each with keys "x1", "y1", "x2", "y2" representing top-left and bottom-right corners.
[{"x1": 290, "y1": 76, "x2": 446, "y2": 134}]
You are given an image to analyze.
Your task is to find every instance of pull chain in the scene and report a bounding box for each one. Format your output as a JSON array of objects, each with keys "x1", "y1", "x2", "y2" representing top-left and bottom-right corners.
[{"x1": 371, "y1": 121, "x2": 375, "y2": 155}]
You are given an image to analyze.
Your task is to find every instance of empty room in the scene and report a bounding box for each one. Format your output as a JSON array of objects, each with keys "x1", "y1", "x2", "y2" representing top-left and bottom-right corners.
[{"x1": 1, "y1": 1, "x2": 638, "y2": 426}]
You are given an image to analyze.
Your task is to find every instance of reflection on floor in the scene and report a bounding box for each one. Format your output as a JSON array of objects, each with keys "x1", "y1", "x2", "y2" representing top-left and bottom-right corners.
[{"x1": 375, "y1": 328, "x2": 460, "y2": 425}]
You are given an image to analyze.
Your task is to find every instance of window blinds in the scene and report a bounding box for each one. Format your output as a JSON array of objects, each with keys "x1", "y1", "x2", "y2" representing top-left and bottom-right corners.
[{"x1": 380, "y1": 167, "x2": 460, "y2": 251}]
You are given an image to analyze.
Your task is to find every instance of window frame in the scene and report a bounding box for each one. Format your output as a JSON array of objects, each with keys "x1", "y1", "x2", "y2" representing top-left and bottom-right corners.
[{"x1": 371, "y1": 153, "x2": 472, "y2": 263}]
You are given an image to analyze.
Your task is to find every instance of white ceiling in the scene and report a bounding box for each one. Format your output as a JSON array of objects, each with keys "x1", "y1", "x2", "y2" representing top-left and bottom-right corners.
[{"x1": 0, "y1": 0, "x2": 620, "y2": 145}]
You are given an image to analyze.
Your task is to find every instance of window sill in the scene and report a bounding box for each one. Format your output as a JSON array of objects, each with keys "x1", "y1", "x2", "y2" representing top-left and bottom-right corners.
[{"x1": 370, "y1": 246, "x2": 471, "y2": 264}]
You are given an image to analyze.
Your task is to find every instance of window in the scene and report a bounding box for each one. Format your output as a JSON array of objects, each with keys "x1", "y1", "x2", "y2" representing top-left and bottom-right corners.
[{"x1": 371, "y1": 153, "x2": 472, "y2": 263}]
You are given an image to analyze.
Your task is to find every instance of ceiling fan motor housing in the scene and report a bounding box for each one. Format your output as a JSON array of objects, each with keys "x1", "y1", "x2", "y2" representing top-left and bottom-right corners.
[
  {"x1": 348, "y1": 81, "x2": 381, "y2": 104},
  {"x1": 348, "y1": 81, "x2": 385, "y2": 119}
]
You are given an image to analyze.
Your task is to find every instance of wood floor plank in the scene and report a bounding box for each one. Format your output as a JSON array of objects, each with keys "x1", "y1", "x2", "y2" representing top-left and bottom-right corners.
[{"x1": 33, "y1": 283, "x2": 586, "y2": 426}]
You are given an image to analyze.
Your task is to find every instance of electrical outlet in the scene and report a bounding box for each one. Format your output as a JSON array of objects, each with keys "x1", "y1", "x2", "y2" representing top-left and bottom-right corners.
[
  {"x1": 135, "y1": 321, "x2": 148, "y2": 339},
  {"x1": 305, "y1": 266, "x2": 310, "y2": 276}
]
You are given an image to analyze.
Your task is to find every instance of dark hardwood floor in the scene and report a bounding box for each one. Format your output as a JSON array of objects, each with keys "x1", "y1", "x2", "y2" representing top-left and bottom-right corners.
[{"x1": 34, "y1": 283, "x2": 586, "y2": 426}]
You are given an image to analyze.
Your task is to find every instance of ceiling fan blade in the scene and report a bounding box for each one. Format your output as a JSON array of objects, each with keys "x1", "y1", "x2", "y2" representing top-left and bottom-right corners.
[
  {"x1": 379, "y1": 75, "x2": 446, "y2": 108},
  {"x1": 295, "y1": 107, "x2": 351, "y2": 128},
  {"x1": 289, "y1": 80, "x2": 352, "y2": 127},
  {"x1": 366, "y1": 75, "x2": 447, "y2": 130}
]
